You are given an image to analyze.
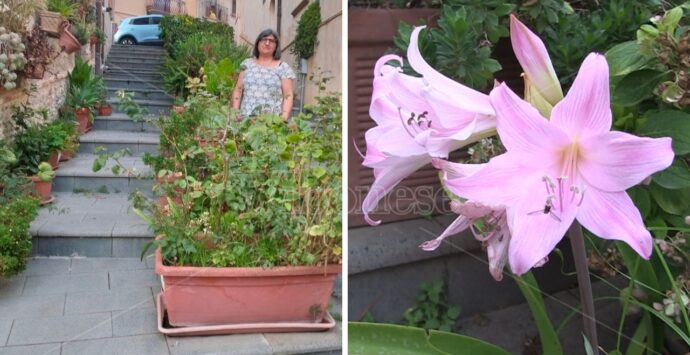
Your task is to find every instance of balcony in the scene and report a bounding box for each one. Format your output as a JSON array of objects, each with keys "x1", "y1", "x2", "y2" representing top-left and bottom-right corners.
[{"x1": 146, "y1": 0, "x2": 186, "y2": 15}]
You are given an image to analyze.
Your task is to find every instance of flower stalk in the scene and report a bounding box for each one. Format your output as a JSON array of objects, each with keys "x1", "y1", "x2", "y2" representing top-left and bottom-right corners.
[{"x1": 568, "y1": 220, "x2": 599, "y2": 355}]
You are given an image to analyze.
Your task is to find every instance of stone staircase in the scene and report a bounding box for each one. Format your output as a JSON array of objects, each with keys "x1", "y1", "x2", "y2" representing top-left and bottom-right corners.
[{"x1": 30, "y1": 44, "x2": 171, "y2": 257}]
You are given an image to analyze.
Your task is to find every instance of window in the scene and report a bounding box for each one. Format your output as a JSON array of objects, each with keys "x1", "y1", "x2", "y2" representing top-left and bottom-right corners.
[
  {"x1": 231, "y1": 0, "x2": 236, "y2": 17},
  {"x1": 132, "y1": 17, "x2": 149, "y2": 25},
  {"x1": 151, "y1": 16, "x2": 161, "y2": 24}
]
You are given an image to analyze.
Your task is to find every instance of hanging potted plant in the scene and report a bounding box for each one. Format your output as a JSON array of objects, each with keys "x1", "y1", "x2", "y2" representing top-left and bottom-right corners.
[
  {"x1": 58, "y1": 22, "x2": 81, "y2": 54},
  {"x1": 0, "y1": 27, "x2": 27, "y2": 91},
  {"x1": 172, "y1": 96, "x2": 185, "y2": 114},
  {"x1": 89, "y1": 27, "x2": 105, "y2": 45},
  {"x1": 42, "y1": 0, "x2": 77, "y2": 36},
  {"x1": 131, "y1": 92, "x2": 342, "y2": 331}
]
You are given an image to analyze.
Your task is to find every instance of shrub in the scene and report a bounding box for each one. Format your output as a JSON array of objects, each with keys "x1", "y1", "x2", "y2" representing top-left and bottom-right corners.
[
  {"x1": 0, "y1": 195, "x2": 39, "y2": 277},
  {"x1": 292, "y1": 1, "x2": 321, "y2": 59}
]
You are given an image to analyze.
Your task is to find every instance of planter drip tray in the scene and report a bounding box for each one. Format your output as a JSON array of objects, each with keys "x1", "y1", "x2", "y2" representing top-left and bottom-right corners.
[{"x1": 156, "y1": 293, "x2": 336, "y2": 336}]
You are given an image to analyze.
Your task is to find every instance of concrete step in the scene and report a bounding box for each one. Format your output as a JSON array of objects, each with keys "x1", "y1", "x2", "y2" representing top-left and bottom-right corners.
[
  {"x1": 109, "y1": 44, "x2": 165, "y2": 54},
  {"x1": 107, "y1": 54, "x2": 164, "y2": 61},
  {"x1": 104, "y1": 66, "x2": 163, "y2": 76},
  {"x1": 29, "y1": 192, "x2": 154, "y2": 257},
  {"x1": 107, "y1": 98, "x2": 171, "y2": 116},
  {"x1": 105, "y1": 78, "x2": 165, "y2": 91},
  {"x1": 78, "y1": 130, "x2": 160, "y2": 156},
  {"x1": 106, "y1": 61, "x2": 164, "y2": 71},
  {"x1": 94, "y1": 113, "x2": 160, "y2": 133},
  {"x1": 53, "y1": 154, "x2": 153, "y2": 195},
  {"x1": 106, "y1": 88, "x2": 172, "y2": 101}
]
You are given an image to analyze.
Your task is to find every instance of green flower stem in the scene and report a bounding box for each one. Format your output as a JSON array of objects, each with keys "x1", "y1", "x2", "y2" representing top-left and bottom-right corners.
[{"x1": 568, "y1": 220, "x2": 599, "y2": 355}]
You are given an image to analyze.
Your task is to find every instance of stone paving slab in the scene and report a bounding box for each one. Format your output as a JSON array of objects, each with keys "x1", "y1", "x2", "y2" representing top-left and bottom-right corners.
[
  {"x1": 109, "y1": 269, "x2": 160, "y2": 289},
  {"x1": 7, "y1": 312, "x2": 112, "y2": 345},
  {"x1": 112, "y1": 306, "x2": 159, "y2": 337},
  {"x1": 265, "y1": 323, "x2": 342, "y2": 354},
  {"x1": 80, "y1": 130, "x2": 160, "y2": 144},
  {"x1": 23, "y1": 272, "x2": 109, "y2": 296},
  {"x1": 0, "y1": 294, "x2": 65, "y2": 320},
  {"x1": 71, "y1": 257, "x2": 150, "y2": 273},
  {"x1": 0, "y1": 344, "x2": 61, "y2": 355},
  {"x1": 0, "y1": 277, "x2": 24, "y2": 298},
  {"x1": 65, "y1": 287, "x2": 153, "y2": 314},
  {"x1": 22, "y1": 258, "x2": 71, "y2": 276},
  {"x1": 0, "y1": 320, "x2": 11, "y2": 346},
  {"x1": 62, "y1": 334, "x2": 169, "y2": 355},
  {"x1": 56, "y1": 155, "x2": 150, "y2": 178},
  {"x1": 167, "y1": 334, "x2": 272, "y2": 355},
  {"x1": 35, "y1": 237, "x2": 113, "y2": 257}
]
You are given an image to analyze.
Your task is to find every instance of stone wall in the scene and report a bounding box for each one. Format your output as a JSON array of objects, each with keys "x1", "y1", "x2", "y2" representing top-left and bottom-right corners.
[{"x1": 0, "y1": 24, "x2": 95, "y2": 140}]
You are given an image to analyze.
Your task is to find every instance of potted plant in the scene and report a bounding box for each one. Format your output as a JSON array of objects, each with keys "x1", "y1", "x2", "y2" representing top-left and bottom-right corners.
[
  {"x1": 132, "y1": 93, "x2": 342, "y2": 329},
  {"x1": 58, "y1": 22, "x2": 81, "y2": 54},
  {"x1": 67, "y1": 83, "x2": 99, "y2": 134},
  {"x1": 97, "y1": 98, "x2": 112, "y2": 116},
  {"x1": 70, "y1": 22, "x2": 89, "y2": 46},
  {"x1": 291, "y1": 1, "x2": 321, "y2": 71},
  {"x1": 172, "y1": 96, "x2": 185, "y2": 114},
  {"x1": 89, "y1": 27, "x2": 105, "y2": 45},
  {"x1": 41, "y1": 0, "x2": 77, "y2": 36},
  {"x1": 28, "y1": 162, "x2": 55, "y2": 204},
  {"x1": 22, "y1": 25, "x2": 55, "y2": 80}
]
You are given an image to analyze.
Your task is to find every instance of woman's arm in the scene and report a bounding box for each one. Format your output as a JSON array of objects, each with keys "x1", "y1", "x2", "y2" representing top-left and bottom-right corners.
[
  {"x1": 232, "y1": 71, "x2": 245, "y2": 110},
  {"x1": 281, "y1": 78, "x2": 294, "y2": 121}
]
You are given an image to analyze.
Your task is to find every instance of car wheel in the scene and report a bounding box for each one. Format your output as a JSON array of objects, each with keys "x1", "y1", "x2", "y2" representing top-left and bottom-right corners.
[{"x1": 119, "y1": 37, "x2": 135, "y2": 45}]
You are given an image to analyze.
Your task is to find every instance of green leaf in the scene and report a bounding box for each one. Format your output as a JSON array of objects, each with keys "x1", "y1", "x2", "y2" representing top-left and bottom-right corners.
[
  {"x1": 605, "y1": 41, "x2": 651, "y2": 77},
  {"x1": 652, "y1": 157, "x2": 690, "y2": 189},
  {"x1": 111, "y1": 165, "x2": 121, "y2": 175},
  {"x1": 627, "y1": 186, "x2": 651, "y2": 219},
  {"x1": 447, "y1": 306, "x2": 461, "y2": 319},
  {"x1": 612, "y1": 70, "x2": 669, "y2": 106},
  {"x1": 637, "y1": 110, "x2": 690, "y2": 155},
  {"x1": 515, "y1": 272, "x2": 563, "y2": 355},
  {"x1": 649, "y1": 182, "x2": 690, "y2": 215},
  {"x1": 348, "y1": 323, "x2": 510, "y2": 355},
  {"x1": 91, "y1": 156, "x2": 106, "y2": 172},
  {"x1": 660, "y1": 7, "x2": 683, "y2": 34}
]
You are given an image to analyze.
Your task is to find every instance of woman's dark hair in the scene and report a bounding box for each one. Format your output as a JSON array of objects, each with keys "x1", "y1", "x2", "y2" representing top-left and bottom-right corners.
[{"x1": 253, "y1": 29, "x2": 281, "y2": 60}]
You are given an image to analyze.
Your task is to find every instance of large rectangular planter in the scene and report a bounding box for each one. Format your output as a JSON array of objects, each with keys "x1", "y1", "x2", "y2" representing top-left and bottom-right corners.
[{"x1": 155, "y1": 249, "x2": 341, "y2": 327}]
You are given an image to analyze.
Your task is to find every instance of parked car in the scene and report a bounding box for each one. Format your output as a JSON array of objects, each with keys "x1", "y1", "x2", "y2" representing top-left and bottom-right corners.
[{"x1": 114, "y1": 15, "x2": 163, "y2": 45}]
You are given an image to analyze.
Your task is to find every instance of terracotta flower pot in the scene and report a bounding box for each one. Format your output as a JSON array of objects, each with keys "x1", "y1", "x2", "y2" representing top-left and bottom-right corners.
[
  {"x1": 75, "y1": 107, "x2": 90, "y2": 134},
  {"x1": 172, "y1": 105, "x2": 185, "y2": 114},
  {"x1": 48, "y1": 151, "x2": 60, "y2": 170},
  {"x1": 89, "y1": 35, "x2": 98, "y2": 45},
  {"x1": 98, "y1": 105, "x2": 113, "y2": 116},
  {"x1": 155, "y1": 247, "x2": 341, "y2": 327},
  {"x1": 38, "y1": 11, "x2": 63, "y2": 37},
  {"x1": 29, "y1": 176, "x2": 53, "y2": 203},
  {"x1": 59, "y1": 149, "x2": 74, "y2": 162},
  {"x1": 24, "y1": 63, "x2": 46, "y2": 80},
  {"x1": 58, "y1": 23, "x2": 81, "y2": 54}
]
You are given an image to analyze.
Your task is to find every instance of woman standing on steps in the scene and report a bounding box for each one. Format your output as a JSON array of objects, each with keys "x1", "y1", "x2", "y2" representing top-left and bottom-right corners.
[{"x1": 232, "y1": 29, "x2": 296, "y2": 121}]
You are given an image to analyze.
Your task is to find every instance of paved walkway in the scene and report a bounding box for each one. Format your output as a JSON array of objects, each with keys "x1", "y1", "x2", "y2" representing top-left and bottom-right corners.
[{"x1": 0, "y1": 257, "x2": 341, "y2": 355}]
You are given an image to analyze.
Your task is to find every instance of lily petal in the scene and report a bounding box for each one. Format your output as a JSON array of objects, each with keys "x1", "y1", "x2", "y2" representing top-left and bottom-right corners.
[
  {"x1": 510, "y1": 14, "x2": 563, "y2": 107},
  {"x1": 490, "y1": 83, "x2": 570, "y2": 165},
  {"x1": 579, "y1": 131, "x2": 674, "y2": 191},
  {"x1": 362, "y1": 155, "x2": 431, "y2": 225},
  {"x1": 509, "y1": 180, "x2": 578, "y2": 275},
  {"x1": 551, "y1": 53, "x2": 612, "y2": 138},
  {"x1": 444, "y1": 153, "x2": 538, "y2": 208},
  {"x1": 420, "y1": 214, "x2": 472, "y2": 251},
  {"x1": 408, "y1": 26, "x2": 494, "y2": 116},
  {"x1": 576, "y1": 189, "x2": 653, "y2": 258}
]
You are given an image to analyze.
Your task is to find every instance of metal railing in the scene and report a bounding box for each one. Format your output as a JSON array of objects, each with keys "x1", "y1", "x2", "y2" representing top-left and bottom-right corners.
[{"x1": 146, "y1": 0, "x2": 186, "y2": 15}]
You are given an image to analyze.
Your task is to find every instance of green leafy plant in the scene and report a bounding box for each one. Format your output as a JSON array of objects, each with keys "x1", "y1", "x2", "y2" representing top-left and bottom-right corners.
[
  {"x1": 0, "y1": 195, "x2": 39, "y2": 277},
  {"x1": 292, "y1": 1, "x2": 321, "y2": 59},
  {"x1": 36, "y1": 162, "x2": 54, "y2": 182},
  {"x1": 403, "y1": 280, "x2": 460, "y2": 332},
  {"x1": 159, "y1": 15, "x2": 235, "y2": 56},
  {"x1": 46, "y1": 0, "x2": 78, "y2": 18},
  {"x1": 70, "y1": 21, "x2": 89, "y2": 45},
  {"x1": 393, "y1": 2, "x2": 512, "y2": 90}
]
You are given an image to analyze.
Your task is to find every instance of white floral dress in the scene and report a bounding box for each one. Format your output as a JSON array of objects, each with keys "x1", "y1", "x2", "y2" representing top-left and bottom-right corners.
[{"x1": 239, "y1": 58, "x2": 296, "y2": 117}]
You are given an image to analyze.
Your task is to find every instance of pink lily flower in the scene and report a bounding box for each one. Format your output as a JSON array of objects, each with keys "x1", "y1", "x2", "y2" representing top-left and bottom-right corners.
[
  {"x1": 510, "y1": 14, "x2": 563, "y2": 117},
  {"x1": 444, "y1": 53, "x2": 674, "y2": 275},
  {"x1": 361, "y1": 27, "x2": 496, "y2": 225}
]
